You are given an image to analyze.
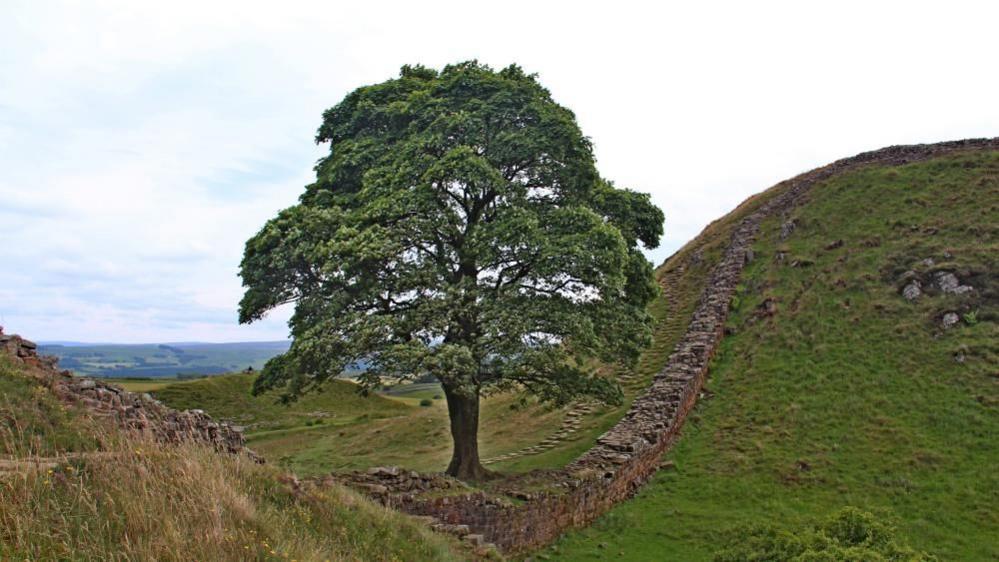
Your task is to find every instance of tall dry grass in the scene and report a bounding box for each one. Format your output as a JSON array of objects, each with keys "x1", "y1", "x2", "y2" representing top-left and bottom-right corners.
[{"x1": 0, "y1": 360, "x2": 464, "y2": 562}]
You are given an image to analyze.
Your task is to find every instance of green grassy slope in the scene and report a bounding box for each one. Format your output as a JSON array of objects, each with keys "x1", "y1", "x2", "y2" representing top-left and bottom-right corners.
[
  {"x1": 148, "y1": 372, "x2": 572, "y2": 475},
  {"x1": 547, "y1": 150, "x2": 999, "y2": 560},
  {"x1": 0, "y1": 357, "x2": 467, "y2": 561},
  {"x1": 150, "y1": 372, "x2": 409, "y2": 431},
  {"x1": 0, "y1": 357, "x2": 105, "y2": 456}
]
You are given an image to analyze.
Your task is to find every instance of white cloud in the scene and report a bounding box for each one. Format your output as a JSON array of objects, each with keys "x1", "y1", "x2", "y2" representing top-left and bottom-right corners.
[{"x1": 1, "y1": 0, "x2": 997, "y2": 341}]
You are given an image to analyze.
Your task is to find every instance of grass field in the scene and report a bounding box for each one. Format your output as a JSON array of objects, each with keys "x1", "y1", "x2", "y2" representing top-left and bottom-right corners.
[
  {"x1": 148, "y1": 372, "x2": 569, "y2": 475},
  {"x1": 105, "y1": 378, "x2": 180, "y2": 392},
  {"x1": 149, "y1": 373, "x2": 409, "y2": 432},
  {"x1": 545, "y1": 151, "x2": 999, "y2": 560},
  {"x1": 381, "y1": 382, "x2": 445, "y2": 405},
  {"x1": 30, "y1": 150, "x2": 996, "y2": 559}
]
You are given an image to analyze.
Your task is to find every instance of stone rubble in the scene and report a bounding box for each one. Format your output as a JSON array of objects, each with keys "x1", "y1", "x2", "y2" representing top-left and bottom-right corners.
[
  {"x1": 779, "y1": 218, "x2": 798, "y2": 240},
  {"x1": 935, "y1": 271, "x2": 974, "y2": 295},
  {"x1": 897, "y1": 261, "x2": 979, "y2": 305},
  {"x1": 326, "y1": 466, "x2": 464, "y2": 497},
  {"x1": 0, "y1": 332, "x2": 261, "y2": 461},
  {"x1": 941, "y1": 312, "x2": 960, "y2": 329},
  {"x1": 902, "y1": 280, "x2": 922, "y2": 301}
]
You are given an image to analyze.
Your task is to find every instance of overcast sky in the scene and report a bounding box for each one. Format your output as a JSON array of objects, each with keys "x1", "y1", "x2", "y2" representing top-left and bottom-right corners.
[{"x1": 2, "y1": 1, "x2": 997, "y2": 343}]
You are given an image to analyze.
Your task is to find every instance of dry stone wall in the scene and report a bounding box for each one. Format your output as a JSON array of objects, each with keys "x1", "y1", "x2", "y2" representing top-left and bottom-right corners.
[
  {"x1": 328, "y1": 138, "x2": 999, "y2": 554},
  {"x1": 1, "y1": 332, "x2": 260, "y2": 461}
]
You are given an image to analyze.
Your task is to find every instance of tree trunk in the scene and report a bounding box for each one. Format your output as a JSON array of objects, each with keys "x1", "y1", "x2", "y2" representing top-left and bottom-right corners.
[{"x1": 442, "y1": 384, "x2": 491, "y2": 481}]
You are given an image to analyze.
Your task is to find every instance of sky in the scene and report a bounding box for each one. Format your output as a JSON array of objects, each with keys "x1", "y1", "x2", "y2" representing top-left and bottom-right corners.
[{"x1": 2, "y1": 0, "x2": 998, "y2": 343}]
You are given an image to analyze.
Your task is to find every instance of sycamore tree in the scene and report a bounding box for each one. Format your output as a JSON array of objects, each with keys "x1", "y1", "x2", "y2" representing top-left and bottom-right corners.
[{"x1": 239, "y1": 62, "x2": 663, "y2": 480}]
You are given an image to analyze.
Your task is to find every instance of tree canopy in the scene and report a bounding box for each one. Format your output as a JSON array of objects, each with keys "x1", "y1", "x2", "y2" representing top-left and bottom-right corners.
[{"x1": 239, "y1": 61, "x2": 664, "y2": 479}]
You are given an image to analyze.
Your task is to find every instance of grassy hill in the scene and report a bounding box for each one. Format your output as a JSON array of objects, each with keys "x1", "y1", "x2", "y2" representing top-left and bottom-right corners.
[
  {"x1": 544, "y1": 149, "x2": 999, "y2": 560},
  {"x1": 0, "y1": 356, "x2": 467, "y2": 561},
  {"x1": 143, "y1": 372, "x2": 572, "y2": 475},
  {"x1": 144, "y1": 372, "x2": 409, "y2": 432}
]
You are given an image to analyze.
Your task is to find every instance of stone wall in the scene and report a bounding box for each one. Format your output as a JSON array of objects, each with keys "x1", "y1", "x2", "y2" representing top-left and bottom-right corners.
[
  {"x1": 0, "y1": 332, "x2": 260, "y2": 461},
  {"x1": 329, "y1": 138, "x2": 999, "y2": 554}
]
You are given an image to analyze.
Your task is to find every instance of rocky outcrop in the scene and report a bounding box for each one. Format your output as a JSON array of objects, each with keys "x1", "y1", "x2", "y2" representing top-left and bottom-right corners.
[
  {"x1": 934, "y1": 271, "x2": 975, "y2": 295},
  {"x1": 1, "y1": 333, "x2": 40, "y2": 360},
  {"x1": 0, "y1": 332, "x2": 260, "y2": 461},
  {"x1": 902, "y1": 280, "x2": 922, "y2": 301}
]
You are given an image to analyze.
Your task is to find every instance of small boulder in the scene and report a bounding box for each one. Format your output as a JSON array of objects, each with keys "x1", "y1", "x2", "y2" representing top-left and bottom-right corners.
[
  {"x1": 362, "y1": 483, "x2": 388, "y2": 495},
  {"x1": 941, "y1": 312, "x2": 960, "y2": 329},
  {"x1": 779, "y1": 219, "x2": 798, "y2": 240},
  {"x1": 367, "y1": 466, "x2": 400, "y2": 477},
  {"x1": 902, "y1": 282, "x2": 922, "y2": 302},
  {"x1": 935, "y1": 272, "x2": 974, "y2": 295},
  {"x1": 464, "y1": 534, "x2": 486, "y2": 547}
]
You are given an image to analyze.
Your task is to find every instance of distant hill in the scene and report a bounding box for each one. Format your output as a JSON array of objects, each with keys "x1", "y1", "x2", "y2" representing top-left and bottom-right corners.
[{"x1": 38, "y1": 340, "x2": 290, "y2": 378}]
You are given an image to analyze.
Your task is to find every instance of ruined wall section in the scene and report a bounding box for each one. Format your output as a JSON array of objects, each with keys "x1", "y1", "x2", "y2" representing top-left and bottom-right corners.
[{"x1": 1, "y1": 333, "x2": 260, "y2": 461}]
